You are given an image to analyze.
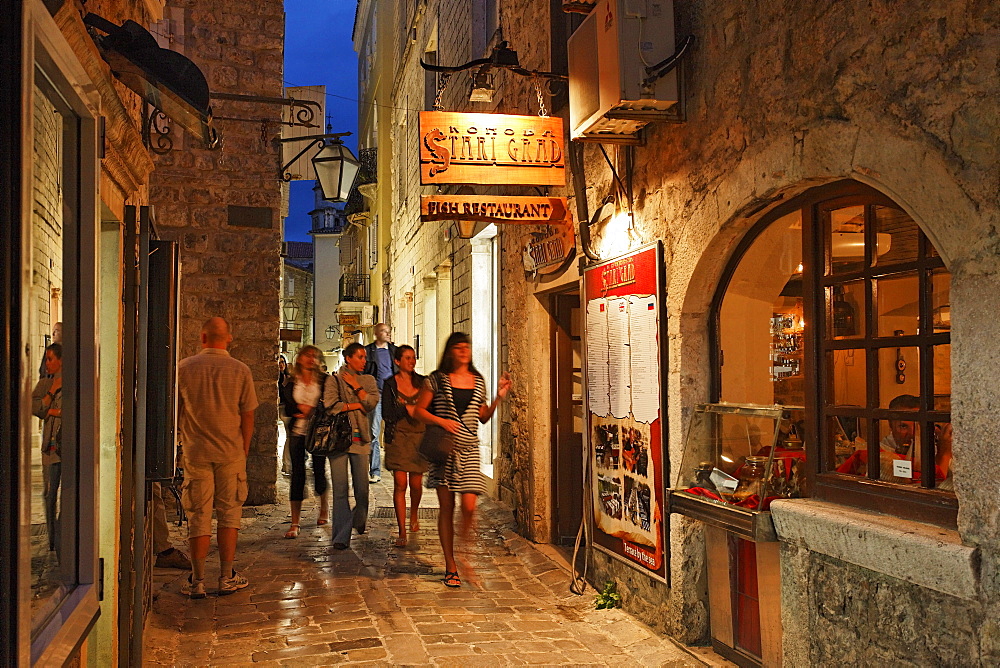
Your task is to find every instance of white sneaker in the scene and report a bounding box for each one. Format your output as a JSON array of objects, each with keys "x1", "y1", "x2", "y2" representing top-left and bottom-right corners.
[
  {"x1": 369, "y1": 475, "x2": 381, "y2": 483},
  {"x1": 181, "y1": 577, "x2": 206, "y2": 599},
  {"x1": 218, "y1": 569, "x2": 249, "y2": 595}
]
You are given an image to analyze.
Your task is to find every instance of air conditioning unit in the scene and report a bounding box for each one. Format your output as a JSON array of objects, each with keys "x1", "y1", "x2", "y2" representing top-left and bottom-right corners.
[
  {"x1": 568, "y1": 0, "x2": 679, "y2": 143},
  {"x1": 360, "y1": 304, "x2": 376, "y2": 326}
]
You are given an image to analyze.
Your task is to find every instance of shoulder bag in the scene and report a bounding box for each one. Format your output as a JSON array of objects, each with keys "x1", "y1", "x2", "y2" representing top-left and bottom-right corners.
[
  {"x1": 418, "y1": 372, "x2": 474, "y2": 465},
  {"x1": 305, "y1": 374, "x2": 353, "y2": 456}
]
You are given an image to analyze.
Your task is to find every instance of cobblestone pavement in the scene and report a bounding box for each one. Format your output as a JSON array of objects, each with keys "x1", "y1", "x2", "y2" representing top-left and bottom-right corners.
[{"x1": 144, "y1": 475, "x2": 718, "y2": 666}]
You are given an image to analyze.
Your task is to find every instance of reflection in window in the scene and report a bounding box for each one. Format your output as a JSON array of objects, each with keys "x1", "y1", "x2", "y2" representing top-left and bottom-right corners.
[
  {"x1": 28, "y1": 81, "x2": 78, "y2": 628},
  {"x1": 720, "y1": 210, "x2": 803, "y2": 407}
]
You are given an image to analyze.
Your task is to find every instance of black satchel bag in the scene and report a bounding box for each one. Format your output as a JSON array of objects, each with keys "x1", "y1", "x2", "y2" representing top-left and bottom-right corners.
[{"x1": 305, "y1": 375, "x2": 353, "y2": 456}]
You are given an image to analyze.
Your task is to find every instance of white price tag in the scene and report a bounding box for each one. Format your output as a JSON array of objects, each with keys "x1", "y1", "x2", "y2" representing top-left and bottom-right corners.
[{"x1": 892, "y1": 459, "x2": 913, "y2": 479}]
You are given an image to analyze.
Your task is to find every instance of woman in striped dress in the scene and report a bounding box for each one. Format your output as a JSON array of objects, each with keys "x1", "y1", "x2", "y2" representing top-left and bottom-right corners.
[{"x1": 415, "y1": 332, "x2": 512, "y2": 587}]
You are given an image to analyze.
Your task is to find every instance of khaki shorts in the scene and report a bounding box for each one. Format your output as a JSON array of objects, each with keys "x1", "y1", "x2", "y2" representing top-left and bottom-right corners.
[{"x1": 182, "y1": 459, "x2": 248, "y2": 538}]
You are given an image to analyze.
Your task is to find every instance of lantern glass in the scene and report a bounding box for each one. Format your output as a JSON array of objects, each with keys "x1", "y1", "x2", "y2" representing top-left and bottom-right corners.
[
  {"x1": 456, "y1": 220, "x2": 478, "y2": 239},
  {"x1": 282, "y1": 299, "x2": 299, "y2": 323},
  {"x1": 313, "y1": 141, "x2": 361, "y2": 202}
]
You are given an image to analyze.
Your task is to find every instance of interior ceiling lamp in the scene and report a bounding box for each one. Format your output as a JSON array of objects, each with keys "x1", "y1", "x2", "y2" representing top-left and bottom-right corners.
[
  {"x1": 278, "y1": 132, "x2": 358, "y2": 202},
  {"x1": 469, "y1": 67, "x2": 495, "y2": 102},
  {"x1": 831, "y1": 232, "x2": 892, "y2": 258}
]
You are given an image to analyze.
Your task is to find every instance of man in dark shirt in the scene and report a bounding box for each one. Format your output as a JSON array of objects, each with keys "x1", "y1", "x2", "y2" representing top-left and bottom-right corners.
[{"x1": 363, "y1": 323, "x2": 397, "y2": 483}]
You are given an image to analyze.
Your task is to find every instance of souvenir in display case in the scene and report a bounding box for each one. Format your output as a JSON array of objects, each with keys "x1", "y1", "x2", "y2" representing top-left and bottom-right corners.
[{"x1": 668, "y1": 403, "x2": 806, "y2": 668}]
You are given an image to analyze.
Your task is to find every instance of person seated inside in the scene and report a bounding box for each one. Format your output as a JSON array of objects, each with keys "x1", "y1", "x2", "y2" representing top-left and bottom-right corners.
[{"x1": 836, "y1": 394, "x2": 953, "y2": 488}]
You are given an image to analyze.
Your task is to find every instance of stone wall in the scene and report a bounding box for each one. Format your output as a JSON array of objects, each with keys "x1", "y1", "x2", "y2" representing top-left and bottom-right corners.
[
  {"x1": 149, "y1": 2, "x2": 285, "y2": 504},
  {"x1": 791, "y1": 548, "x2": 982, "y2": 666},
  {"x1": 494, "y1": 0, "x2": 1000, "y2": 657}
]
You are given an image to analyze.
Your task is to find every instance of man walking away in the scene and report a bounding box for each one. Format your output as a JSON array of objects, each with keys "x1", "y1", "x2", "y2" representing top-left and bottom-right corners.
[
  {"x1": 177, "y1": 317, "x2": 258, "y2": 598},
  {"x1": 363, "y1": 323, "x2": 397, "y2": 483}
]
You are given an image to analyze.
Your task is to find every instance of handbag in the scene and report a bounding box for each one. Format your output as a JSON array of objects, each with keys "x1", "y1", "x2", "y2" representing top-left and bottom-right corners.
[
  {"x1": 417, "y1": 372, "x2": 473, "y2": 465},
  {"x1": 305, "y1": 375, "x2": 353, "y2": 456},
  {"x1": 419, "y1": 423, "x2": 457, "y2": 465}
]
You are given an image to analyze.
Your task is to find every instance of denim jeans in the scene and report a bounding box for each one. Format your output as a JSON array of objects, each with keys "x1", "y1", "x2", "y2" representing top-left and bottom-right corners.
[
  {"x1": 287, "y1": 433, "x2": 328, "y2": 502},
  {"x1": 44, "y1": 461, "x2": 61, "y2": 551},
  {"x1": 329, "y1": 451, "x2": 369, "y2": 545},
  {"x1": 369, "y1": 396, "x2": 383, "y2": 477}
]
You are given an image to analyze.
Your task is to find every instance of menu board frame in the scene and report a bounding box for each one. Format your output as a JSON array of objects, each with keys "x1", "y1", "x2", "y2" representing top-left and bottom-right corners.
[{"x1": 582, "y1": 242, "x2": 668, "y2": 583}]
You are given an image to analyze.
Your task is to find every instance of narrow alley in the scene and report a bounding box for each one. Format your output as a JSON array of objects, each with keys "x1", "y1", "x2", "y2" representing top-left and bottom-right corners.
[{"x1": 143, "y1": 477, "x2": 716, "y2": 667}]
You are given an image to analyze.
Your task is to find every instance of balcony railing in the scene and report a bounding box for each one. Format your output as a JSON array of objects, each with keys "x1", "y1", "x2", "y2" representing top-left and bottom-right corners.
[{"x1": 339, "y1": 273, "x2": 370, "y2": 302}]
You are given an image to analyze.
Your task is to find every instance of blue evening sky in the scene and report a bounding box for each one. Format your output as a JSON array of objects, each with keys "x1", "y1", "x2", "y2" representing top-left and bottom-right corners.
[{"x1": 283, "y1": 0, "x2": 359, "y2": 242}]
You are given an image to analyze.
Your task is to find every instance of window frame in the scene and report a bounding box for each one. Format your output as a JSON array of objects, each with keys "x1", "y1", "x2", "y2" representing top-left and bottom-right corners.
[
  {"x1": 711, "y1": 180, "x2": 958, "y2": 528},
  {"x1": 19, "y1": 2, "x2": 103, "y2": 664}
]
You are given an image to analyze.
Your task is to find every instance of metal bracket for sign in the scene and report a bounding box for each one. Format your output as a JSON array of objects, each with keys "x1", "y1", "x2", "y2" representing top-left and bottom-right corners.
[
  {"x1": 209, "y1": 92, "x2": 324, "y2": 129},
  {"x1": 276, "y1": 132, "x2": 352, "y2": 182},
  {"x1": 141, "y1": 103, "x2": 173, "y2": 155}
]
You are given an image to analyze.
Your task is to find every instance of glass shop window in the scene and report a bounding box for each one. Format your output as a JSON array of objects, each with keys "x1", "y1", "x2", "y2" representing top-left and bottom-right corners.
[
  {"x1": 821, "y1": 201, "x2": 952, "y2": 492},
  {"x1": 28, "y1": 77, "x2": 80, "y2": 631},
  {"x1": 716, "y1": 182, "x2": 954, "y2": 520},
  {"x1": 719, "y1": 210, "x2": 804, "y2": 408}
]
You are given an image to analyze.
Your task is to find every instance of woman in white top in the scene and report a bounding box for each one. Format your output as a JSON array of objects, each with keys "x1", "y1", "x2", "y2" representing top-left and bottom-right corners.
[{"x1": 282, "y1": 345, "x2": 330, "y2": 538}]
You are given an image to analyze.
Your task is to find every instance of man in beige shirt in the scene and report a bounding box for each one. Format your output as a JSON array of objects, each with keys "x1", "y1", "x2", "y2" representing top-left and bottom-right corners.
[{"x1": 177, "y1": 317, "x2": 258, "y2": 599}]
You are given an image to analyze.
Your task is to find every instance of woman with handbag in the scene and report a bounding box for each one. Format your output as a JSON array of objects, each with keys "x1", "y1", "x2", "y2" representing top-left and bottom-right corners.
[
  {"x1": 282, "y1": 345, "x2": 330, "y2": 538},
  {"x1": 381, "y1": 345, "x2": 428, "y2": 547},
  {"x1": 323, "y1": 342, "x2": 380, "y2": 550},
  {"x1": 415, "y1": 332, "x2": 512, "y2": 587}
]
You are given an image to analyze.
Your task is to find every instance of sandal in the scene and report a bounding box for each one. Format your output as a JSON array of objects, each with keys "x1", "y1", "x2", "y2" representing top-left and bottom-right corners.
[
  {"x1": 442, "y1": 571, "x2": 461, "y2": 588},
  {"x1": 316, "y1": 517, "x2": 328, "y2": 526},
  {"x1": 394, "y1": 536, "x2": 408, "y2": 548},
  {"x1": 284, "y1": 524, "x2": 300, "y2": 539}
]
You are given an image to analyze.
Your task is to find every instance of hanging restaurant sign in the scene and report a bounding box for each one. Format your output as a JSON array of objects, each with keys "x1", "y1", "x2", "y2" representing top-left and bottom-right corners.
[
  {"x1": 420, "y1": 195, "x2": 568, "y2": 223},
  {"x1": 522, "y1": 219, "x2": 577, "y2": 275},
  {"x1": 419, "y1": 112, "x2": 566, "y2": 186}
]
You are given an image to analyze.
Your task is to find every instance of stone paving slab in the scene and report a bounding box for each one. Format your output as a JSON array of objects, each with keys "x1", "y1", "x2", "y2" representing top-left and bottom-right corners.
[{"x1": 144, "y1": 476, "x2": 722, "y2": 666}]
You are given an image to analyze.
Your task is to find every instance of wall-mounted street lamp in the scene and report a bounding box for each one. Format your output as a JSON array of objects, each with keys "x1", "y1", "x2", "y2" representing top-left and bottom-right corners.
[
  {"x1": 282, "y1": 298, "x2": 300, "y2": 325},
  {"x1": 454, "y1": 220, "x2": 479, "y2": 240},
  {"x1": 325, "y1": 324, "x2": 340, "y2": 340},
  {"x1": 278, "y1": 132, "x2": 360, "y2": 202}
]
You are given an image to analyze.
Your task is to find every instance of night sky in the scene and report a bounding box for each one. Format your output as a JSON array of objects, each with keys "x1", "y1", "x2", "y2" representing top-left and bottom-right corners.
[{"x1": 283, "y1": 0, "x2": 359, "y2": 242}]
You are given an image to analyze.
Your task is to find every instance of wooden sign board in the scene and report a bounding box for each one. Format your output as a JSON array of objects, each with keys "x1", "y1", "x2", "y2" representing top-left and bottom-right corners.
[
  {"x1": 338, "y1": 313, "x2": 361, "y2": 326},
  {"x1": 419, "y1": 112, "x2": 566, "y2": 187},
  {"x1": 523, "y1": 217, "x2": 577, "y2": 275},
  {"x1": 420, "y1": 195, "x2": 568, "y2": 224},
  {"x1": 279, "y1": 328, "x2": 302, "y2": 343}
]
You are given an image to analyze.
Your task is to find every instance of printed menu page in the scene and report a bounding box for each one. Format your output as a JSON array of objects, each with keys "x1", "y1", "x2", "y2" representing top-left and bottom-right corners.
[
  {"x1": 586, "y1": 298, "x2": 610, "y2": 417},
  {"x1": 607, "y1": 297, "x2": 632, "y2": 419},
  {"x1": 628, "y1": 295, "x2": 660, "y2": 424}
]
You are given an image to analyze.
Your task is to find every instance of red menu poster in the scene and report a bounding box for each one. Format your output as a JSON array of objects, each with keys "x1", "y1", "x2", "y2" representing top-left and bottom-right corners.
[{"x1": 583, "y1": 242, "x2": 667, "y2": 582}]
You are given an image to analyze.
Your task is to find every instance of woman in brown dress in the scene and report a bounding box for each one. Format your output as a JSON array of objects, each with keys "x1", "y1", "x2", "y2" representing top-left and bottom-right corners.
[{"x1": 381, "y1": 345, "x2": 428, "y2": 547}]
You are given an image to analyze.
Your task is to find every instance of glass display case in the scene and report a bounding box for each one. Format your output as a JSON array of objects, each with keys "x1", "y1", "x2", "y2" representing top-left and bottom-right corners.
[{"x1": 669, "y1": 403, "x2": 805, "y2": 668}]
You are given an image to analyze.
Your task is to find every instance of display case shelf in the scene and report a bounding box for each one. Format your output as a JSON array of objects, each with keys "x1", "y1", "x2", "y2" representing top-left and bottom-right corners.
[{"x1": 669, "y1": 491, "x2": 777, "y2": 542}]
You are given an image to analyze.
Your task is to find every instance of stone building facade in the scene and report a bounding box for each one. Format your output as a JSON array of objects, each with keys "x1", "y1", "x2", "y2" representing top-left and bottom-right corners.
[
  {"x1": 363, "y1": 0, "x2": 1000, "y2": 664},
  {"x1": 148, "y1": 0, "x2": 286, "y2": 504}
]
